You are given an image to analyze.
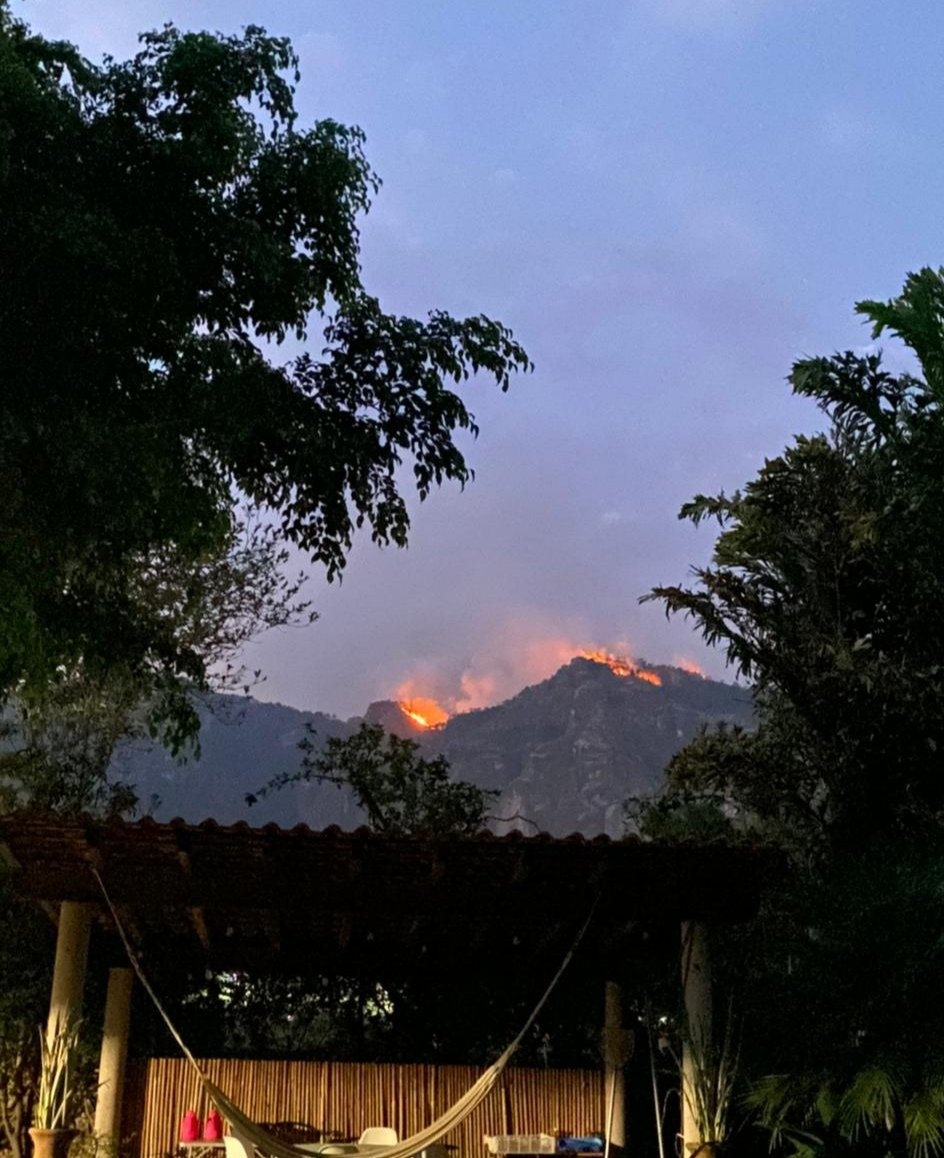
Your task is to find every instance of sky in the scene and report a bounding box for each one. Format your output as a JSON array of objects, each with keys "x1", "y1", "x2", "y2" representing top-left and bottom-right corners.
[{"x1": 19, "y1": 0, "x2": 943, "y2": 718}]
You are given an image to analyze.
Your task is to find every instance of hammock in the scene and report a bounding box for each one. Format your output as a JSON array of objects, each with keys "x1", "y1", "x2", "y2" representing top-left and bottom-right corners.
[{"x1": 94, "y1": 870, "x2": 596, "y2": 1158}]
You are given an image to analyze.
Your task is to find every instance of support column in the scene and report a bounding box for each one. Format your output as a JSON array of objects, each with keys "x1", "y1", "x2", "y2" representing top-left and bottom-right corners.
[
  {"x1": 46, "y1": 901, "x2": 92, "y2": 1041},
  {"x1": 680, "y1": 921, "x2": 712, "y2": 1153},
  {"x1": 94, "y1": 968, "x2": 134, "y2": 1145},
  {"x1": 603, "y1": 981, "x2": 629, "y2": 1155}
]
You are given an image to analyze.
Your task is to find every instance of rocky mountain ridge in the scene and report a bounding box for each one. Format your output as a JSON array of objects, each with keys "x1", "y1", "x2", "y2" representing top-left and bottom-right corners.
[{"x1": 112, "y1": 658, "x2": 753, "y2": 837}]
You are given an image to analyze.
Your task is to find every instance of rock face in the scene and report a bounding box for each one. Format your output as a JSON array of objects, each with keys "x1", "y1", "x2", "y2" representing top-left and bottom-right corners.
[
  {"x1": 428, "y1": 658, "x2": 753, "y2": 837},
  {"x1": 109, "y1": 697, "x2": 362, "y2": 828},
  {"x1": 111, "y1": 659, "x2": 753, "y2": 836}
]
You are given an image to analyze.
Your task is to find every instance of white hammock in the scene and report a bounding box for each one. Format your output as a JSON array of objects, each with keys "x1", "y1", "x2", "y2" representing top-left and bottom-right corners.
[
  {"x1": 205, "y1": 1041, "x2": 514, "y2": 1158},
  {"x1": 95, "y1": 869, "x2": 595, "y2": 1158}
]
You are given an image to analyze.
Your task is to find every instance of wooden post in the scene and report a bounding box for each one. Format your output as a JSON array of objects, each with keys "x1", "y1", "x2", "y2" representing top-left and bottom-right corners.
[
  {"x1": 94, "y1": 968, "x2": 134, "y2": 1145},
  {"x1": 680, "y1": 921, "x2": 712, "y2": 1152},
  {"x1": 603, "y1": 981, "x2": 629, "y2": 1155},
  {"x1": 46, "y1": 901, "x2": 92, "y2": 1042}
]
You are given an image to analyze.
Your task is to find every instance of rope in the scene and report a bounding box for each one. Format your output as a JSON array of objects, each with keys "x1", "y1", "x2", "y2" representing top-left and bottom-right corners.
[
  {"x1": 95, "y1": 870, "x2": 599, "y2": 1158},
  {"x1": 94, "y1": 870, "x2": 205, "y2": 1076}
]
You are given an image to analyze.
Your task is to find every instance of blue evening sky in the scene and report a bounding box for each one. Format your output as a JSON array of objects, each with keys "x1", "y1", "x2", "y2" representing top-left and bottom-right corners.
[{"x1": 19, "y1": 0, "x2": 942, "y2": 716}]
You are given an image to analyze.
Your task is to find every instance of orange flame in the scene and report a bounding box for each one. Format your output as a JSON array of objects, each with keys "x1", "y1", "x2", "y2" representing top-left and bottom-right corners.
[
  {"x1": 677, "y1": 658, "x2": 705, "y2": 678},
  {"x1": 580, "y1": 648, "x2": 662, "y2": 687},
  {"x1": 398, "y1": 697, "x2": 450, "y2": 729},
  {"x1": 391, "y1": 636, "x2": 664, "y2": 722}
]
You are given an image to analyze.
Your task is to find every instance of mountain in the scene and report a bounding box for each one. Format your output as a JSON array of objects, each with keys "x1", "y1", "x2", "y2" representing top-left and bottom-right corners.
[
  {"x1": 421, "y1": 657, "x2": 752, "y2": 836},
  {"x1": 110, "y1": 698, "x2": 361, "y2": 829},
  {"x1": 111, "y1": 659, "x2": 753, "y2": 836}
]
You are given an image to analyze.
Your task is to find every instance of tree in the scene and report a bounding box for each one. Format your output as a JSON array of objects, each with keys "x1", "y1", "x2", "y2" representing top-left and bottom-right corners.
[
  {"x1": 0, "y1": 8, "x2": 530, "y2": 727},
  {"x1": 641, "y1": 269, "x2": 944, "y2": 1158},
  {"x1": 0, "y1": 516, "x2": 314, "y2": 815},
  {"x1": 648, "y1": 267, "x2": 944, "y2": 855},
  {"x1": 0, "y1": 12, "x2": 530, "y2": 1128},
  {"x1": 250, "y1": 722, "x2": 498, "y2": 836},
  {"x1": 179, "y1": 971, "x2": 397, "y2": 1062}
]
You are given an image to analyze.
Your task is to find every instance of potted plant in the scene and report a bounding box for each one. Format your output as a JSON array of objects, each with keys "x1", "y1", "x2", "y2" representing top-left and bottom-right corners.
[
  {"x1": 29, "y1": 1014, "x2": 81, "y2": 1158},
  {"x1": 647, "y1": 1004, "x2": 739, "y2": 1158},
  {"x1": 679, "y1": 1012, "x2": 739, "y2": 1158}
]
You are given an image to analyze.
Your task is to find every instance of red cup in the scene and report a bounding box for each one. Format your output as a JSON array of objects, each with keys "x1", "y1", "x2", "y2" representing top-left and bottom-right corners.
[
  {"x1": 203, "y1": 1110, "x2": 223, "y2": 1142},
  {"x1": 180, "y1": 1112, "x2": 201, "y2": 1143}
]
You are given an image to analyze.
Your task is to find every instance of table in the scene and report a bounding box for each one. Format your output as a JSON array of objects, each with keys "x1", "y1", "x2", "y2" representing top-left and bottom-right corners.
[
  {"x1": 297, "y1": 1146, "x2": 388, "y2": 1156},
  {"x1": 297, "y1": 1145, "x2": 451, "y2": 1158},
  {"x1": 177, "y1": 1142, "x2": 225, "y2": 1158}
]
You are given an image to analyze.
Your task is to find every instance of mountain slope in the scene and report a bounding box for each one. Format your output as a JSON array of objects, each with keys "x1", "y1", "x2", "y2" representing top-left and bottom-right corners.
[
  {"x1": 423, "y1": 657, "x2": 753, "y2": 835},
  {"x1": 110, "y1": 697, "x2": 361, "y2": 828},
  {"x1": 111, "y1": 659, "x2": 753, "y2": 836}
]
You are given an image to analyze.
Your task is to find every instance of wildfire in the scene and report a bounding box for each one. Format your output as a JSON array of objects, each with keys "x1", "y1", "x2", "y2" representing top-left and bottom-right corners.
[
  {"x1": 398, "y1": 697, "x2": 450, "y2": 729},
  {"x1": 391, "y1": 636, "x2": 665, "y2": 725},
  {"x1": 580, "y1": 648, "x2": 662, "y2": 687},
  {"x1": 677, "y1": 658, "x2": 705, "y2": 678}
]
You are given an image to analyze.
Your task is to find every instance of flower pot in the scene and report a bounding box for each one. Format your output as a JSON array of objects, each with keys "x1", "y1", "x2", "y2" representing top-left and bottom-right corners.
[{"x1": 29, "y1": 1127, "x2": 78, "y2": 1158}]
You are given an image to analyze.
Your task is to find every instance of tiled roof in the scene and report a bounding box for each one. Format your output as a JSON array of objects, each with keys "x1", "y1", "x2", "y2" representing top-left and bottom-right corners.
[{"x1": 0, "y1": 813, "x2": 766, "y2": 981}]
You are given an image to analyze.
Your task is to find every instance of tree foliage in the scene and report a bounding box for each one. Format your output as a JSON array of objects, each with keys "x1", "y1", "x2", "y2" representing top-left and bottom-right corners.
[
  {"x1": 250, "y1": 722, "x2": 498, "y2": 836},
  {"x1": 647, "y1": 268, "x2": 944, "y2": 855},
  {"x1": 179, "y1": 972, "x2": 397, "y2": 1062},
  {"x1": 0, "y1": 8, "x2": 530, "y2": 720},
  {"x1": 0, "y1": 517, "x2": 314, "y2": 815}
]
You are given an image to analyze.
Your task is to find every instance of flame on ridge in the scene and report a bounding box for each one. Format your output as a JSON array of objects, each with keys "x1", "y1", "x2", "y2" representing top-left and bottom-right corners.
[
  {"x1": 393, "y1": 638, "x2": 665, "y2": 726},
  {"x1": 579, "y1": 648, "x2": 662, "y2": 686},
  {"x1": 398, "y1": 696, "x2": 450, "y2": 729}
]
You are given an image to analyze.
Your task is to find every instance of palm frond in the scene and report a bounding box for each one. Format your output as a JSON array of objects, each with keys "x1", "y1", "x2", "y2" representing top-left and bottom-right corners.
[
  {"x1": 903, "y1": 1085, "x2": 944, "y2": 1158},
  {"x1": 836, "y1": 1064, "x2": 903, "y2": 1140},
  {"x1": 33, "y1": 1013, "x2": 80, "y2": 1130}
]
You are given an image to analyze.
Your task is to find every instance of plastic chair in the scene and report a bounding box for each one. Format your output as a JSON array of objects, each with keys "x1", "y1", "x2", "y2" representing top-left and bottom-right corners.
[
  {"x1": 224, "y1": 1133, "x2": 255, "y2": 1158},
  {"x1": 358, "y1": 1129, "x2": 398, "y2": 1148}
]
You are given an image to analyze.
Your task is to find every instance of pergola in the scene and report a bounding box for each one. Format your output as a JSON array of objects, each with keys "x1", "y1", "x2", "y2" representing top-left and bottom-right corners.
[{"x1": 0, "y1": 814, "x2": 767, "y2": 1154}]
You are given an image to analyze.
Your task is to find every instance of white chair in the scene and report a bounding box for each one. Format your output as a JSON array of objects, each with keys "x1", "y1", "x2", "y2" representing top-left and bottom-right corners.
[
  {"x1": 358, "y1": 1129, "x2": 398, "y2": 1148},
  {"x1": 224, "y1": 1134, "x2": 255, "y2": 1158}
]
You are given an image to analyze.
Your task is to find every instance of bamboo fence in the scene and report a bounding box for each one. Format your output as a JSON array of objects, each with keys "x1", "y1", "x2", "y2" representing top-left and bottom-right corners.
[{"x1": 124, "y1": 1059, "x2": 604, "y2": 1158}]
